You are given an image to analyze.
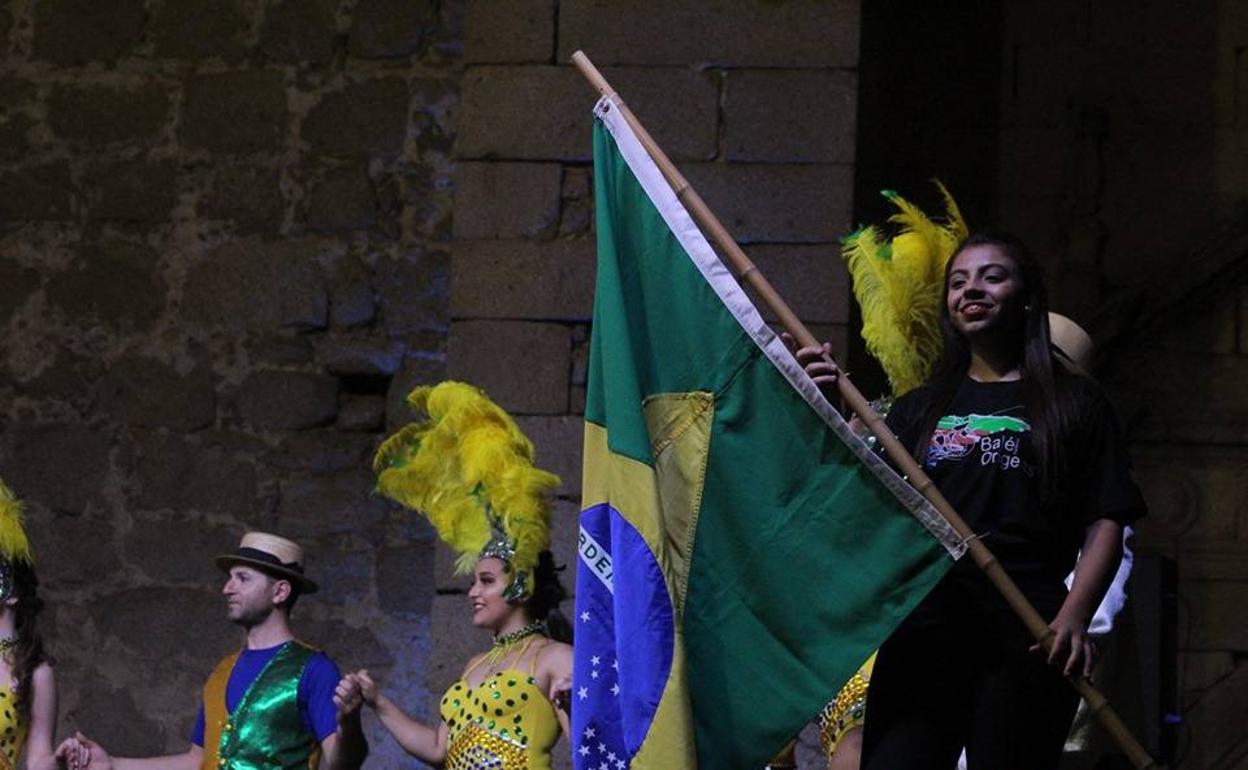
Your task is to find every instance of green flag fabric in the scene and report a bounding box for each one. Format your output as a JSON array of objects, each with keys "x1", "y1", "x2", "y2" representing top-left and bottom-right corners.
[{"x1": 571, "y1": 95, "x2": 965, "y2": 770}]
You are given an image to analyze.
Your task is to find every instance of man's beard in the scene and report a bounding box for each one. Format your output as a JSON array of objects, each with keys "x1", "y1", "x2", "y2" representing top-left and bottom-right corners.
[{"x1": 229, "y1": 602, "x2": 272, "y2": 628}]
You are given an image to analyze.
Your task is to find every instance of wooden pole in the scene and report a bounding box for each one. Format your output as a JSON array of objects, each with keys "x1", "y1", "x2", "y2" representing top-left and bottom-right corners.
[{"x1": 570, "y1": 50, "x2": 1161, "y2": 770}]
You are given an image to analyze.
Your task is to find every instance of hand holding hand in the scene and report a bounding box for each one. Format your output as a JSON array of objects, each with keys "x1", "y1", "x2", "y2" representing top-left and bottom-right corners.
[
  {"x1": 334, "y1": 675, "x2": 364, "y2": 717},
  {"x1": 56, "y1": 733, "x2": 111, "y2": 770},
  {"x1": 548, "y1": 674, "x2": 572, "y2": 714},
  {"x1": 353, "y1": 670, "x2": 379, "y2": 707}
]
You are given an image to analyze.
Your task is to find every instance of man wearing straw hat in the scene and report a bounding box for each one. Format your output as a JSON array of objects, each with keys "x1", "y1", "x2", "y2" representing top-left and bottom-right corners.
[{"x1": 57, "y1": 532, "x2": 368, "y2": 770}]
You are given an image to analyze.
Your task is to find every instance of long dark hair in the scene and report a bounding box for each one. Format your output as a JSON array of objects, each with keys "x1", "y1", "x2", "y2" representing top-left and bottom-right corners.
[
  {"x1": 7, "y1": 560, "x2": 50, "y2": 715},
  {"x1": 913, "y1": 231, "x2": 1079, "y2": 503},
  {"x1": 527, "y1": 551, "x2": 572, "y2": 644}
]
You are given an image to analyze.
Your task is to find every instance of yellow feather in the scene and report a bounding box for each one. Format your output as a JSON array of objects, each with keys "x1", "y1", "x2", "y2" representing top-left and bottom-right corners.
[
  {"x1": 374, "y1": 381, "x2": 560, "y2": 579},
  {"x1": 844, "y1": 183, "x2": 970, "y2": 395},
  {"x1": 0, "y1": 479, "x2": 34, "y2": 565}
]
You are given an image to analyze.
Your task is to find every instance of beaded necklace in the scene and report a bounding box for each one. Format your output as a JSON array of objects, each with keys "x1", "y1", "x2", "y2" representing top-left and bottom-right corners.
[{"x1": 482, "y1": 620, "x2": 546, "y2": 667}]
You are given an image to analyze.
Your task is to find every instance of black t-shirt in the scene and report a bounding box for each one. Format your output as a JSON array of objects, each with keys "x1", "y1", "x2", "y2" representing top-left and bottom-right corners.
[{"x1": 886, "y1": 376, "x2": 1146, "y2": 586}]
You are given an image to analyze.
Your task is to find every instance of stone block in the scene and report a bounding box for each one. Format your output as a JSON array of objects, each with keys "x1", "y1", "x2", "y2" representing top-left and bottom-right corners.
[
  {"x1": 427, "y1": 593, "x2": 493, "y2": 690},
  {"x1": 348, "y1": 0, "x2": 436, "y2": 58},
  {"x1": 453, "y1": 162, "x2": 562, "y2": 240},
  {"x1": 236, "y1": 370, "x2": 339, "y2": 430},
  {"x1": 376, "y1": 250, "x2": 450, "y2": 336},
  {"x1": 200, "y1": 165, "x2": 286, "y2": 233},
  {"x1": 247, "y1": 333, "x2": 315, "y2": 366},
  {"x1": 327, "y1": 254, "x2": 376, "y2": 329},
  {"x1": 1178, "y1": 660, "x2": 1248, "y2": 770},
  {"x1": 557, "y1": 0, "x2": 859, "y2": 67},
  {"x1": 181, "y1": 71, "x2": 288, "y2": 154},
  {"x1": 0, "y1": 113, "x2": 35, "y2": 163},
  {"x1": 26, "y1": 508, "x2": 122, "y2": 588},
  {"x1": 124, "y1": 512, "x2": 241, "y2": 583},
  {"x1": 276, "y1": 469, "x2": 390, "y2": 539},
  {"x1": 385, "y1": 356, "x2": 448, "y2": 430},
  {"x1": 682, "y1": 163, "x2": 853, "y2": 244},
  {"x1": 464, "y1": 0, "x2": 554, "y2": 63},
  {"x1": 306, "y1": 537, "x2": 376, "y2": 603},
  {"x1": 457, "y1": 66, "x2": 717, "y2": 161},
  {"x1": 152, "y1": 0, "x2": 248, "y2": 61},
  {"x1": 82, "y1": 160, "x2": 178, "y2": 222},
  {"x1": 514, "y1": 415, "x2": 582, "y2": 497},
  {"x1": 0, "y1": 260, "x2": 39, "y2": 323},
  {"x1": 306, "y1": 164, "x2": 377, "y2": 232},
  {"x1": 50, "y1": 239, "x2": 168, "y2": 332},
  {"x1": 65, "y1": 673, "x2": 171, "y2": 756},
  {"x1": 2, "y1": 424, "x2": 111, "y2": 515},
  {"x1": 745, "y1": 244, "x2": 850, "y2": 326},
  {"x1": 97, "y1": 586, "x2": 236, "y2": 665},
  {"x1": 96, "y1": 357, "x2": 217, "y2": 431},
  {"x1": 336, "y1": 395, "x2": 386, "y2": 431},
  {"x1": 317, "y1": 334, "x2": 404, "y2": 376},
  {"x1": 377, "y1": 541, "x2": 437, "y2": 616},
  {"x1": 298, "y1": 618, "x2": 394, "y2": 670},
  {"x1": 303, "y1": 77, "x2": 410, "y2": 158},
  {"x1": 182, "y1": 239, "x2": 330, "y2": 330},
  {"x1": 32, "y1": 0, "x2": 145, "y2": 66},
  {"x1": 1182, "y1": 577, "x2": 1248, "y2": 651},
  {"x1": 0, "y1": 162, "x2": 72, "y2": 221},
  {"x1": 123, "y1": 432, "x2": 258, "y2": 515},
  {"x1": 259, "y1": 0, "x2": 339, "y2": 65},
  {"x1": 723, "y1": 70, "x2": 856, "y2": 163},
  {"x1": 446, "y1": 320, "x2": 571, "y2": 414},
  {"x1": 46, "y1": 83, "x2": 171, "y2": 146},
  {"x1": 451, "y1": 238, "x2": 594, "y2": 321},
  {"x1": 262, "y1": 430, "x2": 375, "y2": 474},
  {"x1": 1127, "y1": 445, "x2": 1247, "y2": 543}
]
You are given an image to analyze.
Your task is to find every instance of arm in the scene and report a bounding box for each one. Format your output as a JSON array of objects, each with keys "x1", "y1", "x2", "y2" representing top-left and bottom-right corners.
[
  {"x1": 55, "y1": 734, "x2": 201, "y2": 770},
  {"x1": 23, "y1": 663, "x2": 57, "y2": 770},
  {"x1": 541, "y1": 643, "x2": 574, "y2": 739},
  {"x1": 1035, "y1": 518, "x2": 1123, "y2": 676},
  {"x1": 343, "y1": 671, "x2": 446, "y2": 765},
  {"x1": 321, "y1": 680, "x2": 368, "y2": 770}
]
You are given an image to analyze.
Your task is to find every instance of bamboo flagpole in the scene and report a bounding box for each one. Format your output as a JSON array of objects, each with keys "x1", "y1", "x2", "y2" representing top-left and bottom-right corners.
[{"x1": 570, "y1": 50, "x2": 1160, "y2": 770}]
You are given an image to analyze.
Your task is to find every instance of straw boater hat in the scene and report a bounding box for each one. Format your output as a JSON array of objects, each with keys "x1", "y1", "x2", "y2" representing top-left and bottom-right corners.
[
  {"x1": 215, "y1": 531, "x2": 319, "y2": 594},
  {"x1": 1049, "y1": 312, "x2": 1094, "y2": 375}
]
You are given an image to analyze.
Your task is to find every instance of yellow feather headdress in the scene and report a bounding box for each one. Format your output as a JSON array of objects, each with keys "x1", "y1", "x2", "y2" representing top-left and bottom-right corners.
[
  {"x1": 373, "y1": 381, "x2": 560, "y2": 601},
  {"x1": 842, "y1": 182, "x2": 968, "y2": 396},
  {"x1": 0, "y1": 478, "x2": 33, "y2": 567}
]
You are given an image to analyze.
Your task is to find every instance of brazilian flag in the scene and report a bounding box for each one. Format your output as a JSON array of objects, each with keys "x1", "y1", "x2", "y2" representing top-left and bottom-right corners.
[{"x1": 571, "y1": 96, "x2": 966, "y2": 770}]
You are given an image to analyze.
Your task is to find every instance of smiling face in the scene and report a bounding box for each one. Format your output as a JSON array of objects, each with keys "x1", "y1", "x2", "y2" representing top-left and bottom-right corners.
[
  {"x1": 946, "y1": 244, "x2": 1027, "y2": 342},
  {"x1": 467, "y1": 557, "x2": 523, "y2": 632}
]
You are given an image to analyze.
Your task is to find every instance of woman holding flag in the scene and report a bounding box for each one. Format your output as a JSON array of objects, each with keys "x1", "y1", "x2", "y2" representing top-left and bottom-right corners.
[
  {"x1": 794, "y1": 230, "x2": 1145, "y2": 769},
  {"x1": 334, "y1": 381, "x2": 573, "y2": 770}
]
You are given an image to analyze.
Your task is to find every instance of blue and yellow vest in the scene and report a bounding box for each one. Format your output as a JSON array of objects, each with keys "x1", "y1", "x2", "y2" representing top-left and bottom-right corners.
[{"x1": 200, "y1": 641, "x2": 322, "y2": 770}]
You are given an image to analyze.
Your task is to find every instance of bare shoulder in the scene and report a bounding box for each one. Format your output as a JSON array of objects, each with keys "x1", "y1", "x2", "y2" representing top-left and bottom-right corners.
[
  {"x1": 461, "y1": 652, "x2": 487, "y2": 679},
  {"x1": 32, "y1": 661, "x2": 54, "y2": 686},
  {"x1": 537, "y1": 640, "x2": 572, "y2": 673}
]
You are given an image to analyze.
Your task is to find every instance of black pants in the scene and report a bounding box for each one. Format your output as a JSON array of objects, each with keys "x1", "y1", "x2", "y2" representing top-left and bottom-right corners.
[{"x1": 861, "y1": 565, "x2": 1080, "y2": 770}]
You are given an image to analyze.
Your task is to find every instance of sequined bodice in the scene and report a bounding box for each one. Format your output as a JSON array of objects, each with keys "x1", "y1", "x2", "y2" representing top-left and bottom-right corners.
[
  {"x1": 439, "y1": 670, "x2": 559, "y2": 770},
  {"x1": 0, "y1": 683, "x2": 27, "y2": 768}
]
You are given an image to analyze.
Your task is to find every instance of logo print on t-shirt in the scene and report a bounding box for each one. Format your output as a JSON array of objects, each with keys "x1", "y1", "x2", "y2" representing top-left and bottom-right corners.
[{"x1": 927, "y1": 413, "x2": 1030, "y2": 468}]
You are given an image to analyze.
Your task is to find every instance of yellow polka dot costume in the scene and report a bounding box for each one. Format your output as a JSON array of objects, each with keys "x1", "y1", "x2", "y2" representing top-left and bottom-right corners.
[
  {"x1": 438, "y1": 643, "x2": 561, "y2": 770},
  {"x1": 0, "y1": 479, "x2": 34, "y2": 770}
]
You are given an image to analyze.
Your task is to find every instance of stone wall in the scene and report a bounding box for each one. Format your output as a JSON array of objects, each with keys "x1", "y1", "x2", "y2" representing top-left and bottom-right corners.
[
  {"x1": 999, "y1": 3, "x2": 1248, "y2": 766},
  {"x1": 0, "y1": 1, "x2": 459, "y2": 766}
]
